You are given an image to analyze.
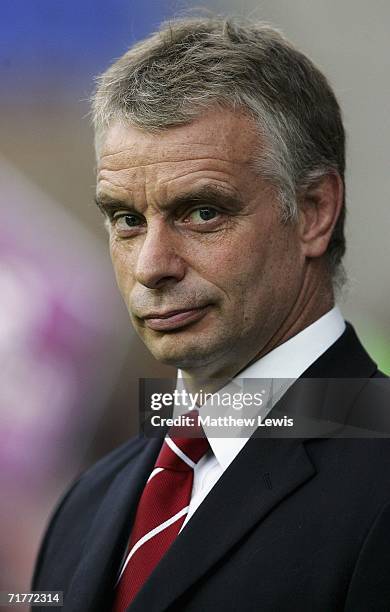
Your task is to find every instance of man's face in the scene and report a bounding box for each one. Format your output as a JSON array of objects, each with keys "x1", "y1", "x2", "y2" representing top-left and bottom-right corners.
[{"x1": 96, "y1": 108, "x2": 305, "y2": 375}]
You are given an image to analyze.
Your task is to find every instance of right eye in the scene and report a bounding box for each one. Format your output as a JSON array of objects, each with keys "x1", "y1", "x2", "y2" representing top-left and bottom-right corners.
[
  {"x1": 114, "y1": 214, "x2": 143, "y2": 229},
  {"x1": 110, "y1": 213, "x2": 145, "y2": 236}
]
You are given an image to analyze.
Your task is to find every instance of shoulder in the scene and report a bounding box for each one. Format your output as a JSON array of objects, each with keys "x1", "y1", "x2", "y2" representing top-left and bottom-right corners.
[
  {"x1": 58, "y1": 434, "x2": 148, "y2": 514},
  {"x1": 306, "y1": 436, "x2": 390, "y2": 504},
  {"x1": 73, "y1": 434, "x2": 149, "y2": 494},
  {"x1": 32, "y1": 435, "x2": 148, "y2": 588},
  {"x1": 346, "y1": 370, "x2": 390, "y2": 433}
]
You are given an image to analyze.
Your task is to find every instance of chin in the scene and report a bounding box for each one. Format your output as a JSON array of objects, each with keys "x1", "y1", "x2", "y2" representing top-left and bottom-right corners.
[
  {"x1": 148, "y1": 346, "x2": 210, "y2": 369},
  {"x1": 145, "y1": 334, "x2": 234, "y2": 371}
]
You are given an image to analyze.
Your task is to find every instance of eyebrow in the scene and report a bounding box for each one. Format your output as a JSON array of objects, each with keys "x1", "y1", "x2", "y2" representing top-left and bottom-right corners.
[
  {"x1": 95, "y1": 194, "x2": 130, "y2": 213},
  {"x1": 94, "y1": 185, "x2": 243, "y2": 216}
]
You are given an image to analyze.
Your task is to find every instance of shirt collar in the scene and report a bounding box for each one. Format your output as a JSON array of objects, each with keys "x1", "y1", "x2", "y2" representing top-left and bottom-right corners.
[{"x1": 177, "y1": 306, "x2": 346, "y2": 470}]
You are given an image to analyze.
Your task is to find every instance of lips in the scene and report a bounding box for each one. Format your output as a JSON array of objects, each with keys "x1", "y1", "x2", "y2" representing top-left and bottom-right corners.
[{"x1": 142, "y1": 305, "x2": 210, "y2": 331}]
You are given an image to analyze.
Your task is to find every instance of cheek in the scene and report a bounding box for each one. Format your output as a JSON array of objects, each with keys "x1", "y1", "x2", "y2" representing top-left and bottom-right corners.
[
  {"x1": 109, "y1": 239, "x2": 136, "y2": 298},
  {"x1": 213, "y1": 233, "x2": 270, "y2": 287},
  {"x1": 189, "y1": 233, "x2": 247, "y2": 285},
  {"x1": 228, "y1": 228, "x2": 301, "y2": 306}
]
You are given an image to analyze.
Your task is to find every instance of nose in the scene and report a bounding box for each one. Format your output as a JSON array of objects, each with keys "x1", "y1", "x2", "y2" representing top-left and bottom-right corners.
[{"x1": 134, "y1": 223, "x2": 186, "y2": 289}]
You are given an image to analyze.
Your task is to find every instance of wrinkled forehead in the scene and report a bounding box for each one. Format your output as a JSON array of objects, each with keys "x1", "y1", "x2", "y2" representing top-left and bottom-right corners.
[{"x1": 96, "y1": 108, "x2": 262, "y2": 170}]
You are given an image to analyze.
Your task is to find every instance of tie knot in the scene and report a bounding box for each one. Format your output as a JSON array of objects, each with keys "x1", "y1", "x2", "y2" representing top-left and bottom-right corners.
[{"x1": 155, "y1": 410, "x2": 209, "y2": 471}]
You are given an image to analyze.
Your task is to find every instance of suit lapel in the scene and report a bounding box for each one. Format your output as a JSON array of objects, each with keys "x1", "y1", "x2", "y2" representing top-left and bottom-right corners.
[
  {"x1": 65, "y1": 436, "x2": 163, "y2": 612},
  {"x1": 129, "y1": 437, "x2": 315, "y2": 612}
]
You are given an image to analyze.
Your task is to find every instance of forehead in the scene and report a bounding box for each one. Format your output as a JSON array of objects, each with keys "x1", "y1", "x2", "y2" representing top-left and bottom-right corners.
[{"x1": 97, "y1": 108, "x2": 260, "y2": 172}]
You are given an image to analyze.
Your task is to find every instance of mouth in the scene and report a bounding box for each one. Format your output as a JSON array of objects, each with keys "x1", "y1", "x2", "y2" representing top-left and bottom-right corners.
[{"x1": 141, "y1": 305, "x2": 211, "y2": 331}]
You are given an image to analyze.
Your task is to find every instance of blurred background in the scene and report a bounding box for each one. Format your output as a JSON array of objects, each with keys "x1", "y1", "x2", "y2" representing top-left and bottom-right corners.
[{"x1": 1, "y1": 0, "x2": 389, "y2": 602}]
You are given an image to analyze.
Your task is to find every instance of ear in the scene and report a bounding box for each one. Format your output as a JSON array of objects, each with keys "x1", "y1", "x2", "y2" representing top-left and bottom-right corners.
[{"x1": 298, "y1": 172, "x2": 344, "y2": 259}]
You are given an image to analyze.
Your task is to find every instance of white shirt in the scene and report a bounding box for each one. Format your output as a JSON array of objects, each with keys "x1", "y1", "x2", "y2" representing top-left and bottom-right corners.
[{"x1": 177, "y1": 305, "x2": 345, "y2": 530}]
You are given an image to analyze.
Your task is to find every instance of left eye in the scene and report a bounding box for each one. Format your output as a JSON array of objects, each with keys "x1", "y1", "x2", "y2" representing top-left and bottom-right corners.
[{"x1": 185, "y1": 207, "x2": 219, "y2": 223}]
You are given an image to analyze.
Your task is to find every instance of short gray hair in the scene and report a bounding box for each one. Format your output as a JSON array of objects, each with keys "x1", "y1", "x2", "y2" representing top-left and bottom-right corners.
[{"x1": 92, "y1": 16, "x2": 346, "y2": 279}]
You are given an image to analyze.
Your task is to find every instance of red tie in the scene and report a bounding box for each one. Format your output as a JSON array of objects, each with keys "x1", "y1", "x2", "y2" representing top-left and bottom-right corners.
[{"x1": 112, "y1": 411, "x2": 209, "y2": 611}]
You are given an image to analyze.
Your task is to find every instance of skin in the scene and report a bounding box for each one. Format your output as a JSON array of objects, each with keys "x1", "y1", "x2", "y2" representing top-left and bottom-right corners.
[{"x1": 96, "y1": 107, "x2": 343, "y2": 393}]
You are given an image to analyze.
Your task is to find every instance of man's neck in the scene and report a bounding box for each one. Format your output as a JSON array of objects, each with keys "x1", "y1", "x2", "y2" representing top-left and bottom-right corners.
[{"x1": 180, "y1": 282, "x2": 335, "y2": 397}]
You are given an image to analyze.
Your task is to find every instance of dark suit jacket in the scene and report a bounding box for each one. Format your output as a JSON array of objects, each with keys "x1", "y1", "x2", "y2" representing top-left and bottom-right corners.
[{"x1": 33, "y1": 324, "x2": 390, "y2": 611}]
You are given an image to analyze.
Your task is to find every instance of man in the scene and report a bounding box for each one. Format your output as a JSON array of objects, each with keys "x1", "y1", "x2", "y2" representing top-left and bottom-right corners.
[{"x1": 33, "y1": 17, "x2": 390, "y2": 611}]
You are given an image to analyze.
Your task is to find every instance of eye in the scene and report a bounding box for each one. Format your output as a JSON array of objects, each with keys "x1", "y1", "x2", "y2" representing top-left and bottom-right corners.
[
  {"x1": 184, "y1": 207, "x2": 219, "y2": 223},
  {"x1": 113, "y1": 213, "x2": 143, "y2": 231}
]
